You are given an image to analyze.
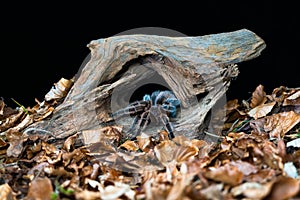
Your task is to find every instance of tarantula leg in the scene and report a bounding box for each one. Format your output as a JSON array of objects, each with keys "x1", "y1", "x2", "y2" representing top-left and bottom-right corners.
[
  {"x1": 128, "y1": 111, "x2": 150, "y2": 139},
  {"x1": 160, "y1": 114, "x2": 175, "y2": 139},
  {"x1": 111, "y1": 100, "x2": 150, "y2": 119},
  {"x1": 127, "y1": 115, "x2": 140, "y2": 137}
]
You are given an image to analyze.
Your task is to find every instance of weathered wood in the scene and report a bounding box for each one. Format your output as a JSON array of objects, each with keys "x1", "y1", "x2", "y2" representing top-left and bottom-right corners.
[{"x1": 24, "y1": 29, "x2": 266, "y2": 140}]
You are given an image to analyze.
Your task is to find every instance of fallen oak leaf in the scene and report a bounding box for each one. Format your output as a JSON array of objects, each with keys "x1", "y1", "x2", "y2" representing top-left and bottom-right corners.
[
  {"x1": 0, "y1": 99, "x2": 18, "y2": 120},
  {"x1": 267, "y1": 85, "x2": 294, "y2": 104},
  {"x1": 283, "y1": 90, "x2": 300, "y2": 106},
  {"x1": 6, "y1": 129, "x2": 24, "y2": 157},
  {"x1": 100, "y1": 181, "x2": 135, "y2": 200},
  {"x1": 166, "y1": 163, "x2": 194, "y2": 200},
  {"x1": 8, "y1": 113, "x2": 34, "y2": 132},
  {"x1": 250, "y1": 84, "x2": 267, "y2": 108},
  {"x1": 229, "y1": 160, "x2": 258, "y2": 176},
  {"x1": 266, "y1": 176, "x2": 300, "y2": 200},
  {"x1": 199, "y1": 183, "x2": 224, "y2": 200},
  {"x1": 284, "y1": 162, "x2": 299, "y2": 179},
  {"x1": 204, "y1": 162, "x2": 244, "y2": 186},
  {"x1": 75, "y1": 190, "x2": 101, "y2": 200},
  {"x1": 0, "y1": 109, "x2": 24, "y2": 132},
  {"x1": 262, "y1": 140, "x2": 284, "y2": 170},
  {"x1": 118, "y1": 140, "x2": 140, "y2": 152},
  {"x1": 136, "y1": 134, "x2": 154, "y2": 153},
  {"x1": 244, "y1": 168, "x2": 276, "y2": 183},
  {"x1": 231, "y1": 181, "x2": 274, "y2": 199},
  {"x1": 247, "y1": 101, "x2": 276, "y2": 120},
  {"x1": 286, "y1": 137, "x2": 300, "y2": 147},
  {"x1": 81, "y1": 126, "x2": 122, "y2": 145},
  {"x1": 63, "y1": 133, "x2": 78, "y2": 152},
  {"x1": 44, "y1": 77, "x2": 74, "y2": 102},
  {"x1": 0, "y1": 183, "x2": 17, "y2": 200},
  {"x1": 25, "y1": 177, "x2": 53, "y2": 200},
  {"x1": 264, "y1": 111, "x2": 300, "y2": 138}
]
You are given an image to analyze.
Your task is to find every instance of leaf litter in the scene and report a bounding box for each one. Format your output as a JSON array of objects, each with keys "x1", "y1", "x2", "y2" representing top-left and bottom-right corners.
[{"x1": 1, "y1": 79, "x2": 300, "y2": 199}]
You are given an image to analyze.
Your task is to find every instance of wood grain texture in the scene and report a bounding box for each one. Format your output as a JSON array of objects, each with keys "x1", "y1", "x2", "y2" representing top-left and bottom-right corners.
[{"x1": 24, "y1": 29, "x2": 266, "y2": 140}]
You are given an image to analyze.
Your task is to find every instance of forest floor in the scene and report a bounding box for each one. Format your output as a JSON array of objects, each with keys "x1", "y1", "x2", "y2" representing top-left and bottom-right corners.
[{"x1": 1, "y1": 79, "x2": 300, "y2": 200}]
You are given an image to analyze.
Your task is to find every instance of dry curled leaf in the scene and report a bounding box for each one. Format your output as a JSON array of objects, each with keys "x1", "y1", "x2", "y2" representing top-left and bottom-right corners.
[
  {"x1": 267, "y1": 176, "x2": 300, "y2": 200},
  {"x1": 0, "y1": 109, "x2": 24, "y2": 132},
  {"x1": 247, "y1": 101, "x2": 276, "y2": 119},
  {"x1": 136, "y1": 134, "x2": 154, "y2": 153},
  {"x1": 231, "y1": 181, "x2": 274, "y2": 199},
  {"x1": 264, "y1": 111, "x2": 300, "y2": 138},
  {"x1": 283, "y1": 90, "x2": 300, "y2": 106},
  {"x1": 0, "y1": 183, "x2": 16, "y2": 200},
  {"x1": 204, "y1": 163, "x2": 244, "y2": 186},
  {"x1": 119, "y1": 140, "x2": 139, "y2": 151},
  {"x1": 6, "y1": 129, "x2": 24, "y2": 157},
  {"x1": 25, "y1": 177, "x2": 53, "y2": 200},
  {"x1": 100, "y1": 182, "x2": 135, "y2": 200},
  {"x1": 44, "y1": 77, "x2": 74, "y2": 102},
  {"x1": 154, "y1": 140, "x2": 177, "y2": 165},
  {"x1": 81, "y1": 126, "x2": 122, "y2": 145},
  {"x1": 250, "y1": 84, "x2": 267, "y2": 108}
]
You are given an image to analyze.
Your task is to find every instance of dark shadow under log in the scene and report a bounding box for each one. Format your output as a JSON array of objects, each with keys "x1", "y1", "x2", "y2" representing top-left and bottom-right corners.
[{"x1": 24, "y1": 29, "x2": 266, "y2": 140}]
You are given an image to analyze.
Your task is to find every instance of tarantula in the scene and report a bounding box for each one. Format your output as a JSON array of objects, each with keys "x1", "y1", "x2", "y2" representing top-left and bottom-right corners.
[{"x1": 111, "y1": 90, "x2": 181, "y2": 139}]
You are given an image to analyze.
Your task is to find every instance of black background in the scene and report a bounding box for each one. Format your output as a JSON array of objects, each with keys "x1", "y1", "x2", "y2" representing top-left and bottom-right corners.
[{"x1": 1, "y1": 2, "x2": 298, "y2": 107}]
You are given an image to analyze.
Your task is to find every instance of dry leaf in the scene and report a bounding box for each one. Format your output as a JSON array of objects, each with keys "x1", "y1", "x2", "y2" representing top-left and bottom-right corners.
[
  {"x1": 247, "y1": 101, "x2": 276, "y2": 119},
  {"x1": 166, "y1": 163, "x2": 194, "y2": 200},
  {"x1": 7, "y1": 114, "x2": 34, "y2": 134},
  {"x1": 81, "y1": 126, "x2": 122, "y2": 145},
  {"x1": 231, "y1": 181, "x2": 273, "y2": 199},
  {"x1": 250, "y1": 84, "x2": 267, "y2": 108},
  {"x1": 244, "y1": 168, "x2": 276, "y2": 183},
  {"x1": 6, "y1": 129, "x2": 24, "y2": 157},
  {"x1": 44, "y1": 77, "x2": 74, "y2": 101},
  {"x1": 264, "y1": 111, "x2": 300, "y2": 138},
  {"x1": 204, "y1": 163, "x2": 244, "y2": 186},
  {"x1": 287, "y1": 138, "x2": 300, "y2": 147},
  {"x1": 100, "y1": 182, "x2": 135, "y2": 200},
  {"x1": 283, "y1": 90, "x2": 300, "y2": 106},
  {"x1": 63, "y1": 133, "x2": 78, "y2": 152},
  {"x1": 262, "y1": 140, "x2": 284, "y2": 170},
  {"x1": 137, "y1": 134, "x2": 154, "y2": 152},
  {"x1": 225, "y1": 99, "x2": 239, "y2": 111},
  {"x1": 25, "y1": 177, "x2": 53, "y2": 200},
  {"x1": 154, "y1": 140, "x2": 177, "y2": 165},
  {"x1": 267, "y1": 176, "x2": 300, "y2": 200},
  {"x1": 174, "y1": 145, "x2": 198, "y2": 163},
  {"x1": 229, "y1": 160, "x2": 258, "y2": 176},
  {"x1": 119, "y1": 140, "x2": 139, "y2": 151},
  {"x1": 0, "y1": 109, "x2": 24, "y2": 132},
  {"x1": 75, "y1": 190, "x2": 101, "y2": 200},
  {"x1": 0, "y1": 183, "x2": 16, "y2": 200},
  {"x1": 283, "y1": 162, "x2": 299, "y2": 178}
]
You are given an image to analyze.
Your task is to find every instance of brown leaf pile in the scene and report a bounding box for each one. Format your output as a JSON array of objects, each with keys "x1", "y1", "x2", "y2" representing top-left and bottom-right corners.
[{"x1": 1, "y1": 81, "x2": 300, "y2": 200}]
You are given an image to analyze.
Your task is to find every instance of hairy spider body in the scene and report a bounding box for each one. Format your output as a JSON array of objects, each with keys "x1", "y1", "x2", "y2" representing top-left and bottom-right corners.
[{"x1": 112, "y1": 90, "x2": 180, "y2": 139}]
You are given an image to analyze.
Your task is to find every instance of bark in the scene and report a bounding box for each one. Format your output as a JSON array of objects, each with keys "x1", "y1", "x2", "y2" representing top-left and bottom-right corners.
[{"x1": 24, "y1": 29, "x2": 266, "y2": 140}]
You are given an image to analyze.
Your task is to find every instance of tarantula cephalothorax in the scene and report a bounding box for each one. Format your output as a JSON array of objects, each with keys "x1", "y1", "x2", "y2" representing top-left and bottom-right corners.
[{"x1": 111, "y1": 90, "x2": 181, "y2": 139}]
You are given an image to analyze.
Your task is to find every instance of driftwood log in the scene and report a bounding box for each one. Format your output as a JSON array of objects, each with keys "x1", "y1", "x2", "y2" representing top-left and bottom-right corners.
[{"x1": 24, "y1": 29, "x2": 266, "y2": 141}]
